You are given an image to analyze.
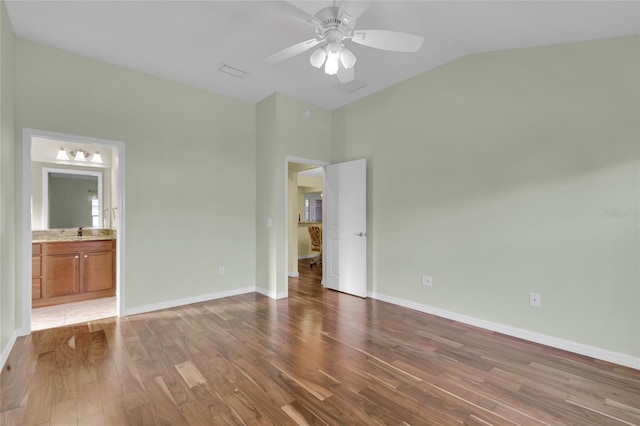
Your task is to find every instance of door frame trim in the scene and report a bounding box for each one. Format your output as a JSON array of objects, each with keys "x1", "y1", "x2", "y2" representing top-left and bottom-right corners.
[
  {"x1": 19, "y1": 128, "x2": 126, "y2": 335},
  {"x1": 284, "y1": 155, "x2": 329, "y2": 298}
]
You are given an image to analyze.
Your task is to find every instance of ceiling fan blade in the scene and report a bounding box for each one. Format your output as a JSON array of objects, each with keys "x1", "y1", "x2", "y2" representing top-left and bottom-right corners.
[
  {"x1": 280, "y1": 1, "x2": 325, "y2": 27},
  {"x1": 265, "y1": 38, "x2": 322, "y2": 64},
  {"x1": 338, "y1": 1, "x2": 370, "y2": 22},
  {"x1": 351, "y1": 30, "x2": 424, "y2": 52},
  {"x1": 285, "y1": 1, "x2": 324, "y2": 21},
  {"x1": 337, "y1": 64, "x2": 355, "y2": 83}
]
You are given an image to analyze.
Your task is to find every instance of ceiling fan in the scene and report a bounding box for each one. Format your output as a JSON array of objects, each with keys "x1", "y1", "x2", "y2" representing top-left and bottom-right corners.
[{"x1": 265, "y1": 3, "x2": 424, "y2": 83}]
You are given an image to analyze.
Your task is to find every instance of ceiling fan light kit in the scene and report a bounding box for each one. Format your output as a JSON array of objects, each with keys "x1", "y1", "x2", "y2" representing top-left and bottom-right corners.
[
  {"x1": 310, "y1": 47, "x2": 328, "y2": 68},
  {"x1": 266, "y1": 5, "x2": 424, "y2": 83}
]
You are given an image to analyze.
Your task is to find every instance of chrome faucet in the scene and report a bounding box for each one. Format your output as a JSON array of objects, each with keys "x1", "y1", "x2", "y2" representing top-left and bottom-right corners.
[{"x1": 77, "y1": 227, "x2": 83, "y2": 237}]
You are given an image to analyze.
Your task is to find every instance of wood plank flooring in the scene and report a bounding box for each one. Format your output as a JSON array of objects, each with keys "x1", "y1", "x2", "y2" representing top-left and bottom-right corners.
[{"x1": 1, "y1": 259, "x2": 639, "y2": 425}]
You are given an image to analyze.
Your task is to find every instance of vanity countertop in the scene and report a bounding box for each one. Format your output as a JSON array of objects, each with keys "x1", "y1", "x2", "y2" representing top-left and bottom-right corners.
[{"x1": 32, "y1": 229, "x2": 117, "y2": 243}]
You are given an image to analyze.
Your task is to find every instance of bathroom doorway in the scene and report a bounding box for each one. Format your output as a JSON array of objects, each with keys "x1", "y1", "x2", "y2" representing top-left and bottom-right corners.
[{"x1": 21, "y1": 129, "x2": 126, "y2": 332}]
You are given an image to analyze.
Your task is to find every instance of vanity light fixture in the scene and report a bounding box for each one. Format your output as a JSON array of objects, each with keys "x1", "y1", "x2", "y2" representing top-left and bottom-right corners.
[
  {"x1": 55, "y1": 147, "x2": 104, "y2": 164},
  {"x1": 56, "y1": 147, "x2": 70, "y2": 160},
  {"x1": 91, "y1": 151, "x2": 103, "y2": 164},
  {"x1": 73, "y1": 150, "x2": 87, "y2": 161}
]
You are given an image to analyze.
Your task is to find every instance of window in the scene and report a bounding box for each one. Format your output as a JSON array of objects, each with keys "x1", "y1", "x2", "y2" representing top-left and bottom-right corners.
[
  {"x1": 90, "y1": 191, "x2": 99, "y2": 227},
  {"x1": 315, "y1": 200, "x2": 322, "y2": 222}
]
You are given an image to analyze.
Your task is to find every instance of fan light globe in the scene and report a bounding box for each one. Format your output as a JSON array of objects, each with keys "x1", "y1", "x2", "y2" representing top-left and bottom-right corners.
[
  {"x1": 324, "y1": 56, "x2": 339, "y2": 75},
  {"x1": 340, "y1": 48, "x2": 356, "y2": 69},
  {"x1": 324, "y1": 43, "x2": 341, "y2": 75},
  {"x1": 310, "y1": 47, "x2": 327, "y2": 68}
]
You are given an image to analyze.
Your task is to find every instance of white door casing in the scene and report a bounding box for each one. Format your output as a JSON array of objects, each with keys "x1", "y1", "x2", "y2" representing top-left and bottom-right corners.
[{"x1": 324, "y1": 159, "x2": 367, "y2": 298}]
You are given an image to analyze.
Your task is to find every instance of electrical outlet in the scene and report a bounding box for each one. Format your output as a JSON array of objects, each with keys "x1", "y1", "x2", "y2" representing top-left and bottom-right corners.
[
  {"x1": 422, "y1": 275, "x2": 433, "y2": 287},
  {"x1": 529, "y1": 292, "x2": 541, "y2": 307},
  {"x1": 219, "y1": 266, "x2": 225, "y2": 276}
]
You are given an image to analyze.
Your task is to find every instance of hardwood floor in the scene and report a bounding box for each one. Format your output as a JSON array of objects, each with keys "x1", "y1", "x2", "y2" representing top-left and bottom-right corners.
[{"x1": 1, "y1": 259, "x2": 639, "y2": 425}]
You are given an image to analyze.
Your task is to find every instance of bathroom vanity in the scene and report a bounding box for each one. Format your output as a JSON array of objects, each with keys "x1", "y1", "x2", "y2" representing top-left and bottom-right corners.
[{"x1": 32, "y1": 230, "x2": 116, "y2": 308}]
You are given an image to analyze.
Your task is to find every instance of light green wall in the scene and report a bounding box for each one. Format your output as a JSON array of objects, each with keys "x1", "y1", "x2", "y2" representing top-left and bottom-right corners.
[
  {"x1": 333, "y1": 36, "x2": 640, "y2": 357},
  {"x1": 255, "y1": 93, "x2": 332, "y2": 297},
  {"x1": 2, "y1": 19, "x2": 637, "y2": 366},
  {"x1": 0, "y1": 0, "x2": 15, "y2": 359},
  {"x1": 255, "y1": 95, "x2": 278, "y2": 296},
  {"x1": 15, "y1": 39, "x2": 256, "y2": 311}
]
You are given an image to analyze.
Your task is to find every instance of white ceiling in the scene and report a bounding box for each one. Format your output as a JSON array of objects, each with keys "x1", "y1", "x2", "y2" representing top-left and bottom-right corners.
[{"x1": 5, "y1": 1, "x2": 639, "y2": 110}]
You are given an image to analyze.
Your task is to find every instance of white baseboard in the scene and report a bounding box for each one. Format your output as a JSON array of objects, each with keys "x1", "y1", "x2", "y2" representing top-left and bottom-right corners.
[
  {"x1": 0, "y1": 331, "x2": 18, "y2": 371},
  {"x1": 124, "y1": 286, "x2": 256, "y2": 316},
  {"x1": 368, "y1": 291, "x2": 640, "y2": 371},
  {"x1": 288, "y1": 272, "x2": 299, "y2": 278},
  {"x1": 255, "y1": 287, "x2": 288, "y2": 300}
]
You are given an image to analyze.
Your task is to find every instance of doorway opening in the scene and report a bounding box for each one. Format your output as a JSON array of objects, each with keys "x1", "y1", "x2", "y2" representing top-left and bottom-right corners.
[
  {"x1": 285, "y1": 157, "x2": 329, "y2": 296},
  {"x1": 21, "y1": 129, "x2": 126, "y2": 333},
  {"x1": 284, "y1": 156, "x2": 368, "y2": 299}
]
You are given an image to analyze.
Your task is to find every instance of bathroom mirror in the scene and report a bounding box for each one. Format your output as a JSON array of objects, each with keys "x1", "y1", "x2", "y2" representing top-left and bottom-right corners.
[{"x1": 43, "y1": 168, "x2": 103, "y2": 229}]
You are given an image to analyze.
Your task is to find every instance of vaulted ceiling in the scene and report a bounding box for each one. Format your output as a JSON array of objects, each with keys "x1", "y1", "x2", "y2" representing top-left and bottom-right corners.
[{"x1": 6, "y1": 1, "x2": 639, "y2": 109}]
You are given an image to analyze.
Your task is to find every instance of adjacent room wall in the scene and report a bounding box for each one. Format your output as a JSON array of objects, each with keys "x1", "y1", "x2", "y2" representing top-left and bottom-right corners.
[
  {"x1": 15, "y1": 39, "x2": 257, "y2": 314},
  {"x1": 287, "y1": 168, "x2": 298, "y2": 276},
  {"x1": 0, "y1": 0, "x2": 16, "y2": 366},
  {"x1": 332, "y1": 35, "x2": 640, "y2": 361}
]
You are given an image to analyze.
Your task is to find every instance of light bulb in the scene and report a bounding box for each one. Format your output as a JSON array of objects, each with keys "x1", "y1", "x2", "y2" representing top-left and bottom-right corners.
[
  {"x1": 56, "y1": 147, "x2": 69, "y2": 161},
  {"x1": 310, "y1": 47, "x2": 327, "y2": 68},
  {"x1": 74, "y1": 150, "x2": 87, "y2": 161},
  {"x1": 340, "y1": 47, "x2": 356, "y2": 69},
  {"x1": 324, "y1": 43, "x2": 341, "y2": 75},
  {"x1": 91, "y1": 151, "x2": 103, "y2": 164}
]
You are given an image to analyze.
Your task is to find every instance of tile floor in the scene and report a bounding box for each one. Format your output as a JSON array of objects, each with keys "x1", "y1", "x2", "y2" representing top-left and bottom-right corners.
[{"x1": 31, "y1": 296, "x2": 117, "y2": 331}]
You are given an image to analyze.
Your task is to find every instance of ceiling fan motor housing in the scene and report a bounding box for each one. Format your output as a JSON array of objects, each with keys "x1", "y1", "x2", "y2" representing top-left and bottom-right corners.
[{"x1": 314, "y1": 6, "x2": 353, "y2": 44}]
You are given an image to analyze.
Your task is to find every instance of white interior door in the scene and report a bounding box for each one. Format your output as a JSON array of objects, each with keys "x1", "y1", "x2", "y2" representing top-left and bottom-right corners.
[{"x1": 324, "y1": 159, "x2": 367, "y2": 298}]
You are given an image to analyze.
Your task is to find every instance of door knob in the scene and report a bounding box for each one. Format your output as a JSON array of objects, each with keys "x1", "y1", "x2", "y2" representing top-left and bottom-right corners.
[{"x1": 354, "y1": 232, "x2": 366, "y2": 237}]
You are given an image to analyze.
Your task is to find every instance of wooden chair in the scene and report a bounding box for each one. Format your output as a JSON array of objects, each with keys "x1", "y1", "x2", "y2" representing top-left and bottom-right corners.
[{"x1": 308, "y1": 224, "x2": 322, "y2": 268}]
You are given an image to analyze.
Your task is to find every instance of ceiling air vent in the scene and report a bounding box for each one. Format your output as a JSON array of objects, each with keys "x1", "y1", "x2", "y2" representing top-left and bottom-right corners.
[
  {"x1": 218, "y1": 64, "x2": 248, "y2": 78},
  {"x1": 333, "y1": 79, "x2": 367, "y2": 94}
]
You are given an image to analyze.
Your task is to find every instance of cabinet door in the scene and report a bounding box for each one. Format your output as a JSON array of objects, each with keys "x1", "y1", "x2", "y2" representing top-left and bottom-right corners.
[
  {"x1": 32, "y1": 255, "x2": 42, "y2": 300},
  {"x1": 83, "y1": 251, "x2": 114, "y2": 293},
  {"x1": 46, "y1": 254, "x2": 81, "y2": 297},
  {"x1": 32, "y1": 279, "x2": 42, "y2": 300}
]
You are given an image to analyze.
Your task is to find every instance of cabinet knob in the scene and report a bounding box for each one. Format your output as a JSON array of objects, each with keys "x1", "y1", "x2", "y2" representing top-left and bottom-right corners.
[
  {"x1": 84, "y1": 255, "x2": 88, "y2": 258},
  {"x1": 74, "y1": 255, "x2": 79, "y2": 259}
]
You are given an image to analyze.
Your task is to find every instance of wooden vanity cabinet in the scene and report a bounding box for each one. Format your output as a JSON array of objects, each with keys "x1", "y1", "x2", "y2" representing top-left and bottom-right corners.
[
  {"x1": 46, "y1": 253, "x2": 79, "y2": 297},
  {"x1": 83, "y1": 250, "x2": 114, "y2": 293},
  {"x1": 32, "y1": 243, "x2": 43, "y2": 300},
  {"x1": 33, "y1": 239, "x2": 115, "y2": 308}
]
